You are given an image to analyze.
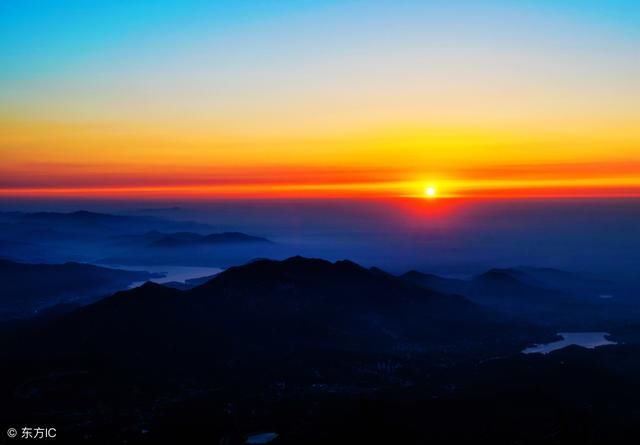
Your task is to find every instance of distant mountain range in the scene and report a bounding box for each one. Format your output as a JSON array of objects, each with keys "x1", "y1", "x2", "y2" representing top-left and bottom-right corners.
[
  {"x1": 401, "y1": 266, "x2": 624, "y2": 326},
  {"x1": 126, "y1": 230, "x2": 271, "y2": 248},
  {"x1": 499, "y1": 266, "x2": 615, "y2": 298},
  {"x1": 0, "y1": 210, "x2": 216, "y2": 239},
  {"x1": 0, "y1": 210, "x2": 276, "y2": 266}
]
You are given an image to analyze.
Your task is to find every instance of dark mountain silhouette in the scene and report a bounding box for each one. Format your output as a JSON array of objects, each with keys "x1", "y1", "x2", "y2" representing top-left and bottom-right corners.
[
  {"x1": 3, "y1": 256, "x2": 638, "y2": 444},
  {"x1": 17, "y1": 257, "x2": 538, "y2": 361},
  {"x1": 0, "y1": 260, "x2": 159, "y2": 319},
  {"x1": 183, "y1": 256, "x2": 503, "y2": 354},
  {"x1": 3, "y1": 257, "x2": 548, "y2": 386}
]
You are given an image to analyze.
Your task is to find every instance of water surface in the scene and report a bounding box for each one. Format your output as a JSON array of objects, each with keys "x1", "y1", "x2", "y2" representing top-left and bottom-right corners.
[
  {"x1": 523, "y1": 332, "x2": 616, "y2": 354},
  {"x1": 98, "y1": 264, "x2": 223, "y2": 288},
  {"x1": 245, "y1": 432, "x2": 278, "y2": 444}
]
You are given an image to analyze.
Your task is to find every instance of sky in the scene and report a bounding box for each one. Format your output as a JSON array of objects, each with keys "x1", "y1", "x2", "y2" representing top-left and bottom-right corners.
[{"x1": 1, "y1": 0, "x2": 639, "y2": 200}]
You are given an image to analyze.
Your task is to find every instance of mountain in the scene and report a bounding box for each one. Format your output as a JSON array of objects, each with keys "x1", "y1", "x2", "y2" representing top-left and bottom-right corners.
[
  {"x1": 402, "y1": 267, "x2": 613, "y2": 327},
  {"x1": 0, "y1": 260, "x2": 159, "y2": 319},
  {"x1": 401, "y1": 270, "x2": 468, "y2": 294},
  {"x1": 0, "y1": 256, "x2": 599, "y2": 444},
  {"x1": 145, "y1": 231, "x2": 270, "y2": 247},
  {"x1": 0, "y1": 210, "x2": 216, "y2": 239},
  {"x1": 0, "y1": 209, "x2": 281, "y2": 269},
  {"x1": 18, "y1": 210, "x2": 134, "y2": 224},
  {"x1": 4, "y1": 257, "x2": 544, "y2": 379},
  {"x1": 470, "y1": 268, "x2": 573, "y2": 309},
  {"x1": 507, "y1": 266, "x2": 617, "y2": 299},
  {"x1": 162, "y1": 273, "x2": 219, "y2": 290},
  {"x1": 102, "y1": 230, "x2": 278, "y2": 267}
]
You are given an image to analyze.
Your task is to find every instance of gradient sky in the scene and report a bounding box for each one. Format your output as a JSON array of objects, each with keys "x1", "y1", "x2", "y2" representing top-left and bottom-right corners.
[{"x1": 1, "y1": 0, "x2": 639, "y2": 199}]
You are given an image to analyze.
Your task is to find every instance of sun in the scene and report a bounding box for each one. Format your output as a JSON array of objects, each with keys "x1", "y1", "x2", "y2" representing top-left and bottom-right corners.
[{"x1": 424, "y1": 186, "x2": 437, "y2": 198}]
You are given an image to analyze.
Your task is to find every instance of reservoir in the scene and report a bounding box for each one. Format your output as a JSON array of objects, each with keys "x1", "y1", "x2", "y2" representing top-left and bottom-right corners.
[{"x1": 523, "y1": 332, "x2": 616, "y2": 354}]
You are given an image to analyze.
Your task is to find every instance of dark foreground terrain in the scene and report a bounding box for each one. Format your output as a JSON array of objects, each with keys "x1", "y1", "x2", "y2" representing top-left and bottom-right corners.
[{"x1": 1, "y1": 257, "x2": 639, "y2": 444}]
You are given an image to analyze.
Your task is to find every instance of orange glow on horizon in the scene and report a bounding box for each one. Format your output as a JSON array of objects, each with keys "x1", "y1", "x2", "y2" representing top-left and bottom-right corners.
[
  {"x1": 2, "y1": 117, "x2": 640, "y2": 201},
  {"x1": 2, "y1": 176, "x2": 640, "y2": 201}
]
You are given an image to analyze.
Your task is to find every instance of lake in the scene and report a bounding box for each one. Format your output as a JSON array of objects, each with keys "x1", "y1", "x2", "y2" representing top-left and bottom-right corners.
[
  {"x1": 523, "y1": 332, "x2": 616, "y2": 354},
  {"x1": 245, "y1": 432, "x2": 278, "y2": 444},
  {"x1": 97, "y1": 264, "x2": 223, "y2": 288}
]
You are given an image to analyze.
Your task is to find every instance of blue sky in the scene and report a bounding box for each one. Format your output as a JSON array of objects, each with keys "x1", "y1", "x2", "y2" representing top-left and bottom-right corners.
[{"x1": 1, "y1": 0, "x2": 638, "y2": 81}]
